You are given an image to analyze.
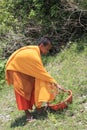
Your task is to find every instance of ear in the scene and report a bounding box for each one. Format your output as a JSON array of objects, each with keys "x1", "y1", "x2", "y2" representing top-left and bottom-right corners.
[{"x1": 40, "y1": 43, "x2": 44, "y2": 47}]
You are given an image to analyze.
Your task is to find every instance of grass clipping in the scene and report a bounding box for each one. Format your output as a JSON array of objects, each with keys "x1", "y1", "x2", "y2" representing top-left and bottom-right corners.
[{"x1": 50, "y1": 91, "x2": 69, "y2": 105}]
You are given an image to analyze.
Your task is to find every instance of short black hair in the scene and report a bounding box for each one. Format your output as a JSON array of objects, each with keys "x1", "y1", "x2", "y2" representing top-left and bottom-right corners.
[{"x1": 38, "y1": 36, "x2": 52, "y2": 46}]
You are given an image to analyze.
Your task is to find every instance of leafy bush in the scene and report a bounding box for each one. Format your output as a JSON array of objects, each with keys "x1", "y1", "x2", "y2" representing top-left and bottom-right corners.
[
  {"x1": 0, "y1": 0, "x2": 87, "y2": 59},
  {"x1": 0, "y1": 60, "x2": 7, "y2": 89}
]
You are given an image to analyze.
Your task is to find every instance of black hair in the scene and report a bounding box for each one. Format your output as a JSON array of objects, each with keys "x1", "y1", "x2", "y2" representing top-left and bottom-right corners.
[{"x1": 38, "y1": 36, "x2": 52, "y2": 46}]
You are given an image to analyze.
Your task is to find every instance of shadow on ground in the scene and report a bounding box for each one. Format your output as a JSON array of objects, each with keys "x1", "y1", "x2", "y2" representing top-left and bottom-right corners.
[
  {"x1": 10, "y1": 107, "x2": 67, "y2": 128},
  {"x1": 10, "y1": 115, "x2": 27, "y2": 128},
  {"x1": 10, "y1": 110, "x2": 48, "y2": 128}
]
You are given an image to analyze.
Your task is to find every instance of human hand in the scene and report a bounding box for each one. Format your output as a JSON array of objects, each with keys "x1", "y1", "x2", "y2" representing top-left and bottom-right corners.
[{"x1": 56, "y1": 84, "x2": 65, "y2": 91}]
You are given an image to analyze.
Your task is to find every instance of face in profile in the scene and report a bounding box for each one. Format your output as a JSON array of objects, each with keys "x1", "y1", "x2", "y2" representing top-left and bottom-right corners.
[{"x1": 39, "y1": 43, "x2": 52, "y2": 54}]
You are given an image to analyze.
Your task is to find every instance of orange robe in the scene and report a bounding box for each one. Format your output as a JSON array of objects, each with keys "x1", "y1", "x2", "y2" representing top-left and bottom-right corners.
[
  {"x1": 5, "y1": 45, "x2": 58, "y2": 108},
  {"x1": 11, "y1": 71, "x2": 35, "y2": 110}
]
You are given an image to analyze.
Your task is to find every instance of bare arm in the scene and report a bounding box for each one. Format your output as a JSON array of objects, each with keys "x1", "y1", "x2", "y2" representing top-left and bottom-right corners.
[{"x1": 55, "y1": 84, "x2": 65, "y2": 91}]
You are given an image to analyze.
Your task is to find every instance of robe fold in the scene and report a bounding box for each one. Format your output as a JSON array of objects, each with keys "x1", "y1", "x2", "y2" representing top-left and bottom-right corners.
[{"x1": 6, "y1": 45, "x2": 58, "y2": 108}]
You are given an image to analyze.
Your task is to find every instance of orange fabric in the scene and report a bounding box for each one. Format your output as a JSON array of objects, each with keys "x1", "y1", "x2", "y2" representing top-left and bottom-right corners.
[
  {"x1": 12, "y1": 71, "x2": 35, "y2": 101},
  {"x1": 5, "y1": 45, "x2": 58, "y2": 108},
  {"x1": 14, "y1": 90, "x2": 34, "y2": 110}
]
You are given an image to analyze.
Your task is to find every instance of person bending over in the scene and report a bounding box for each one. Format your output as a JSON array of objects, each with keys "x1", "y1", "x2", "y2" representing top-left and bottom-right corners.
[{"x1": 5, "y1": 36, "x2": 61, "y2": 122}]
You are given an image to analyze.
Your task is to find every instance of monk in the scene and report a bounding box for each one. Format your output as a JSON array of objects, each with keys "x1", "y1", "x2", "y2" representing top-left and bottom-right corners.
[{"x1": 5, "y1": 36, "x2": 62, "y2": 122}]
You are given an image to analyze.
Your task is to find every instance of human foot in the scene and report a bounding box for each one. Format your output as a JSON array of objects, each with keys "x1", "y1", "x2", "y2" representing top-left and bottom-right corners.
[
  {"x1": 25, "y1": 110, "x2": 36, "y2": 122},
  {"x1": 26, "y1": 116, "x2": 36, "y2": 122}
]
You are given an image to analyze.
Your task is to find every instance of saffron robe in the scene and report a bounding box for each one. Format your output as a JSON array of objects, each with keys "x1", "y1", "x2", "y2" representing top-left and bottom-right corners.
[{"x1": 5, "y1": 46, "x2": 58, "y2": 107}]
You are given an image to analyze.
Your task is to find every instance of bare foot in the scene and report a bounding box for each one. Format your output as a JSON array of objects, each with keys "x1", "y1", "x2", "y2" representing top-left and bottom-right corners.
[
  {"x1": 25, "y1": 110, "x2": 31, "y2": 119},
  {"x1": 25, "y1": 110, "x2": 36, "y2": 122}
]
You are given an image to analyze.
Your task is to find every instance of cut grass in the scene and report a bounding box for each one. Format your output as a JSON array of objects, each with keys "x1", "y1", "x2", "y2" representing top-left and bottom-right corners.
[{"x1": 0, "y1": 43, "x2": 87, "y2": 130}]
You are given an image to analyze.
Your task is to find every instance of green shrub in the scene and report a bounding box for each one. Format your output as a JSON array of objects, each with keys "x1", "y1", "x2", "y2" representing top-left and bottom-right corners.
[{"x1": 0, "y1": 60, "x2": 7, "y2": 89}]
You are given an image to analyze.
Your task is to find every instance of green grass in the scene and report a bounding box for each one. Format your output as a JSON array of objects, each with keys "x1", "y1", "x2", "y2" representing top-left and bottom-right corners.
[{"x1": 0, "y1": 43, "x2": 87, "y2": 130}]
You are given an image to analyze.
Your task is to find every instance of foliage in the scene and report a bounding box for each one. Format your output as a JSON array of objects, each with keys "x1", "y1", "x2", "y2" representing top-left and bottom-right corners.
[
  {"x1": 0, "y1": 60, "x2": 7, "y2": 89},
  {"x1": 74, "y1": 0, "x2": 87, "y2": 9},
  {"x1": 0, "y1": 0, "x2": 19, "y2": 36},
  {"x1": 50, "y1": 91, "x2": 69, "y2": 105},
  {"x1": 0, "y1": 0, "x2": 87, "y2": 59}
]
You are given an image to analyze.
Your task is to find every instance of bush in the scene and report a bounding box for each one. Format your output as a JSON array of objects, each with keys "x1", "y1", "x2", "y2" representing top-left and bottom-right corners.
[{"x1": 0, "y1": 60, "x2": 7, "y2": 89}]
